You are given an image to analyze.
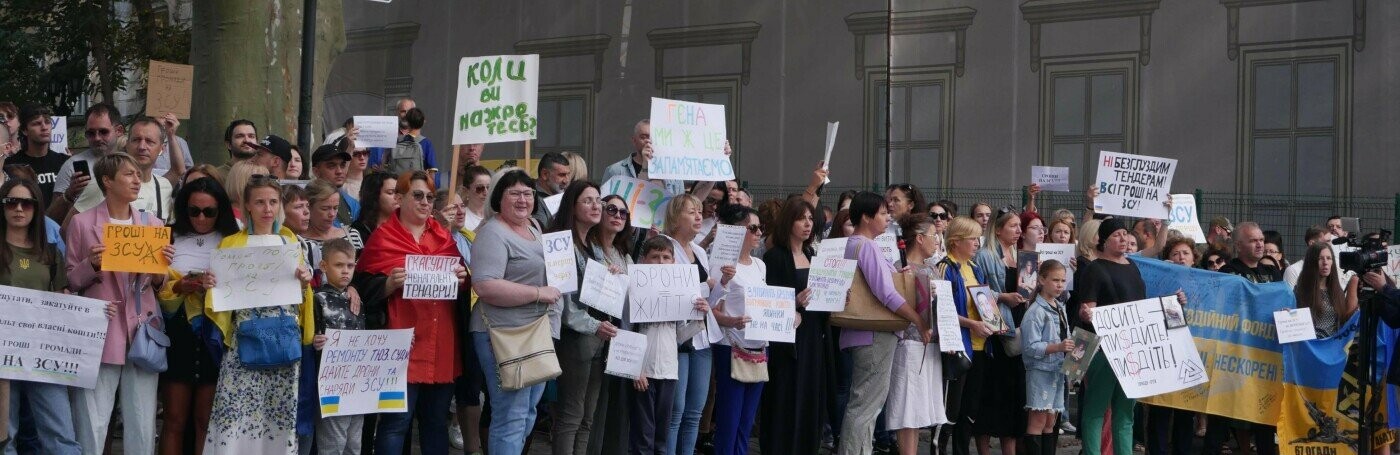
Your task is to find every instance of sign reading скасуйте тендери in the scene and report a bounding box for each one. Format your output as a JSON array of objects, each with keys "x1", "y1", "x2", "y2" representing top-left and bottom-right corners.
[{"x1": 452, "y1": 54, "x2": 539, "y2": 145}]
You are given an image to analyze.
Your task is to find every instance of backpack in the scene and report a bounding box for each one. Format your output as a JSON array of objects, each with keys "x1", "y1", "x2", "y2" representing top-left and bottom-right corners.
[{"x1": 388, "y1": 134, "x2": 425, "y2": 174}]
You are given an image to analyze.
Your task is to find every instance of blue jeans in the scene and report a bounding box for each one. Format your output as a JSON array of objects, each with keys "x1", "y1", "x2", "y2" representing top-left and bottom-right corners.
[
  {"x1": 374, "y1": 382, "x2": 454, "y2": 454},
  {"x1": 473, "y1": 332, "x2": 545, "y2": 455},
  {"x1": 7, "y1": 381, "x2": 81, "y2": 454},
  {"x1": 712, "y1": 345, "x2": 763, "y2": 455},
  {"x1": 666, "y1": 348, "x2": 712, "y2": 455}
]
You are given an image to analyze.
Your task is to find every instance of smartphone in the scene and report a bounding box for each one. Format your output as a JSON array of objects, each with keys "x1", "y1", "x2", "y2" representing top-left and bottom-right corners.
[{"x1": 73, "y1": 160, "x2": 90, "y2": 177}]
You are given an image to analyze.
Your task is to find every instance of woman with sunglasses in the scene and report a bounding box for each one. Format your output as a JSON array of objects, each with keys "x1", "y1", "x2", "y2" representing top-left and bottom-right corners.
[
  {"x1": 340, "y1": 134, "x2": 369, "y2": 224},
  {"x1": 756, "y1": 197, "x2": 825, "y2": 455},
  {"x1": 202, "y1": 174, "x2": 314, "y2": 452},
  {"x1": 928, "y1": 203, "x2": 953, "y2": 259},
  {"x1": 356, "y1": 171, "x2": 469, "y2": 454},
  {"x1": 462, "y1": 165, "x2": 491, "y2": 231},
  {"x1": 705, "y1": 204, "x2": 768, "y2": 455},
  {"x1": 967, "y1": 211, "x2": 1028, "y2": 455},
  {"x1": 581, "y1": 194, "x2": 637, "y2": 453},
  {"x1": 157, "y1": 177, "x2": 240, "y2": 455}
]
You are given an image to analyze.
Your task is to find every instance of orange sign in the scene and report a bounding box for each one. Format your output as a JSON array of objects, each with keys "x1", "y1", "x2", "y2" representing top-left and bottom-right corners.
[{"x1": 101, "y1": 224, "x2": 171, "y2": 274}]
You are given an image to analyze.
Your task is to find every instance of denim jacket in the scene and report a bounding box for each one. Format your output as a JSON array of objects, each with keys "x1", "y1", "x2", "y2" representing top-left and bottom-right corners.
[{"x1": 1021, "y1": 295, "x2": 1070, "y2": 372}]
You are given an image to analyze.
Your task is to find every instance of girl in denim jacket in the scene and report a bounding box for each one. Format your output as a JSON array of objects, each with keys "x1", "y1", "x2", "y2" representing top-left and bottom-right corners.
[{"x1": 1020, "y1": 260, "x2": 1074, "y2": 455}]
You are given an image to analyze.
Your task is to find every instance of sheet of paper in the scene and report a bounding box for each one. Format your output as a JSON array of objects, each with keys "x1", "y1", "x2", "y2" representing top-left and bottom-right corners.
[
  {"x1": 1093, "y1": 151, "x2": 1177, "y2": 219},
  {"x1": 579, "y1": 259, "x2": 627, "y2": 319},
  {"x1": 1031, "y1": 165, "x2": 1070, "y2": 192},
  {"x1": 738, "y1": 284, "x2": 797, "y2": 343},
  {"x1": 647, "y1": 97, "x2": 734, "y2": 181},
  {"x1": 1167, "y1": 194, "x2": 1207, "y2": 243},
  {"x1": 210, "y1": 244, "x2": 303, "y2": 311},
  {"x1": 1273, "y1": 309, "x2": 1317, "y2": 344},
  {"x1": 816, "y1": 237, "x2": 849, "y2": 259},
  {"x1": 353, "y1": 116, "x2": 399, "y2": 149},
  {"x1": 604, "y1": 329, "x2": 647, "y2": 380},
  {"x1": 451, "y1": 54, "x2": 540, "y2": 145},
  {"x1": 0, "y1": 285, "x2": 109, "y2": 389},
  {"x1": 874, "y1": 232, "x2": 899, "y2": 264},
  {"x1": 806, "y1": 256, "x2": 858, "y2": 312},
  {"x1": 707, "y1": 224, "x2": 747, "y2": 273},
  {"x1": 542, "y1": 231, "x2": 578, "y2": 294},
  {"x1": 49, "y1": 116, "x2": 67, "y2": 154},
  {"x1": 403, "y1": 255, "x2": 460, "y2": 300},
  {"x1": 1035, "y1": 243, "x2": 1076, "y2": 291},
  {"x1": 101, "y1": 224, "x2": 171, "y2": 274},
  {"x1": 822, "y1": 121, "x2": 839, "y2": 183},
  {"x1": 932, "y1": 280, "x2": 964, "y2": 353},
  {"x1": 146, "y1": 60, "x2": 194, "y2": 118},
  {"x1": 601, "y1": 176, "x2": 670, "y2": 229},
  {"x1": 316, "y1": 328, "x2": 413, "y2": 417},
  {"x1": 628, "y1": 264, "x2": 703, "y2": 323},
  {"x1": 542, "y1": 193, "x2": 564, "y2": 216}
]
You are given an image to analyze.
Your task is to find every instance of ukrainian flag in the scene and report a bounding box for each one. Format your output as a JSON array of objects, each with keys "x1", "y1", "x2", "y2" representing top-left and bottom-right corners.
[
  {"x1": 319, "y1": 396, "x2": 340, "y2": 416},
  {"x1": 378, "y1": 391, "x2": 406, "y2": 410},
  {"x1": 1280, "y1": 313, "x2": 1394, "y2": 454}
]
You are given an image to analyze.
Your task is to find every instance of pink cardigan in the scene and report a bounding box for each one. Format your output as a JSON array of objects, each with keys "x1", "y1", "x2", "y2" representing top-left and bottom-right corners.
[{"x1": 65, "y1": 202, "x2": 167, "y2": 365}]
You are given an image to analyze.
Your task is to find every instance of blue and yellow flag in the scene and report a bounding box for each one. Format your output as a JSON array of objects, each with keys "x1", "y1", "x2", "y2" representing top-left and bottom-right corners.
[{"x1": 1279, "y1": 312, "x2": 1394, "y2": 454}]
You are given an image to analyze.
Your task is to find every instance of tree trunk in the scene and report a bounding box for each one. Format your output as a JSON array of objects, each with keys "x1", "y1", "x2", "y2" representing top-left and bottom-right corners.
[
  {"x1": 189, "y1": 0, "x2": 343, "y2": 165},
  {"x1": 91, "y1": 0, "x2": 116, "y2": 104}
]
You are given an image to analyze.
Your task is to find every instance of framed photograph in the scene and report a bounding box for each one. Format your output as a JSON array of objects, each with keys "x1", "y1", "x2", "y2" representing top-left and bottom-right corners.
[
  {"x1": 1016, "y1": 251, "x2": 1039, "y2": 300},
  {"x1": 1063, "y1": 327, "x2": 1101, "y2": 383},
  {"x1": 968, "y1": 284, "x2": 1008, "y2": 332},
  {"x1": 1160, "y1": 296, "x2": 1187, "y2": 330}
]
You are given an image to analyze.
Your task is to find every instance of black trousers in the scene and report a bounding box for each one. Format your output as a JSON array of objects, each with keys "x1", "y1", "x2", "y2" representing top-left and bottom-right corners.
[{"x1": 629, "y1": 378, "x2": 677, "y2": 455}]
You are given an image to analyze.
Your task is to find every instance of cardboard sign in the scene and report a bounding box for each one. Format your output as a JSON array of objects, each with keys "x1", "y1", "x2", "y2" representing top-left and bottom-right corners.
[
  {"x1": 316, "y1": 328, "x2": 412, "y2": 417},
  {"x1": 627, "y1": 264, "x2": 703, "y2": 323},
  {"x1": 707, "y1": 224, "x2": 747, "y2": 273},
  {"x1": 822, "y1": 121, "x2": 839, "y2": 184},
  {"x1": 601, "y1": 176, "x2": 669, "y2": 229},
  {"x1": 604, "y1": 329, "x2": 647, "y2": 380},
  {"x1": 579, "y1": 259, "x2": 628, "y2": 319},
  {"x1": 0, "y1": 285, "x2": 109, "y2": 388},
  {"x1": 1062, "y1": 327, "x2": 1100, "y2": 382},
  {"x1": 451, "y1": 54, "x2": 540, "y2": 145},
  {"x1": 647, "y1": 97, "x2": 734, "y2": 182},
  {"x1": 1031, "y1": 165, "x2": 1070, "y2": 192},
  {"x1": 1093, "y1": 151, "x2": 1177, "y2": 219},
  {"x1": 542, "y1": 193, "x2": 564, "y2": 216},
  {"x1": 737, "y1": 284, "x2": 797, "y2": 343},
  {"x1": 816, "y1": 237, "x2": 848, "y2": 259},
  {"x1": 49, "y1": 116, "x2": 67, "y2": 154},
  {"x1": 353, "y1": 116, "x2": 399, "y2": 149},
  {"x1": 146, "y1": 60, "x2": 194, "y2": 118},
  {"x1": 209, "y1": 243, "x2": 303, "y2": 311},
  {"x1": 403, "y1": 255, "x2": 459, "y2": 300},
  {"x1": 101, "y1": 224, "x2": 171, "y2": 274},
  {"x1": 1273, "y1": 309, "x2": 1317, "y2": 344},
  {"x1": 1091, "y1": 296, "x2": 1207, "y2": 398},
  {"x1": 1167, "y1": 194, "x2": 1207, "y2": 243},
  {"x1": 542, "y1": 231, "x2": 578, "y2": 294},
  {"x1": 806, "y1": 256, "x2": 858, "y2": 312},
  {"x1": 932, "y1": 280, "x2": 964, "y2": 353}
]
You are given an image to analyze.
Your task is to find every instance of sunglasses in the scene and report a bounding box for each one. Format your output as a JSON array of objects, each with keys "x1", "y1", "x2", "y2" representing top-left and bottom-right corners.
[
  {"x1": 410, "y1": 190, "x2": 435, "y2": 203},
  {"x1": 604, "y1": 205, "x2": 630, "y2": 218},
  {"x1": 188, "y1": 206, "x2": 218, "y2": 219},
  {"x1": 929, "y1": 211, "x2": 950, "y2": 220},
  {"x1": 1207, "y1": 257, "x2": 1226, "y2": 265},
  {"x1": 746, "y1": 224, "x2": 763, "y2": 235},
  {"x1": 997, "y1": 206, "x2": 1020, "y2": 218},
  {"x1": 471, "y1": 184, "x2": 488, "y2": 194},
  {"x1": 351, "y1": 151, "x2": 369, "y2": 158},
  {"x1": 2, "y1": 197, "x2": 36, "y2": 211}
]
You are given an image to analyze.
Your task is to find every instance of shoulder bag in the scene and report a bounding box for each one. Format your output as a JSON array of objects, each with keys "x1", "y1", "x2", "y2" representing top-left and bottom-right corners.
[
  {"x1": 483, "y1": 311, "x2": 561, "y2": 391},
  {"x1": 831, "y1": 239, "x2": 917, "y2": 332},
  {"x1": 726, "y1": 332, "x2": 768, "y2": 383},
  {"x1": 127, "y1": 211, "x2": 170, "y2": 372},
  {"x1": 234, "y1": 234, "x2": 302, "y2": 369}
]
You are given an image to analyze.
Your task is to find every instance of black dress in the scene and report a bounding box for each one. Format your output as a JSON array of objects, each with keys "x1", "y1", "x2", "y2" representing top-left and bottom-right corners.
[
  {"x1": 970, "y1": 266, "x2": 1029, "y2": 438},
  {"x1": 758, "y1": 244, "x2": 831, "y2": 454}
]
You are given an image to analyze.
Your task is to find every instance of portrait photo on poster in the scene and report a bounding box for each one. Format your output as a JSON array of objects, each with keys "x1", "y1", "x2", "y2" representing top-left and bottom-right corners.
[
  {"x1": 967, "y1": 284, "x2": 1006, "y2": 332},
  {"x1": 1159, "y1": 296, "x2": 1186, "y2": 330}
]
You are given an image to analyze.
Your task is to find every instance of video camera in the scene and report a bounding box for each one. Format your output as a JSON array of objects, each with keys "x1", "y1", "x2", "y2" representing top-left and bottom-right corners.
[{"x1": 1332, "y1": 228, "x2": 1391, "y2": 275}]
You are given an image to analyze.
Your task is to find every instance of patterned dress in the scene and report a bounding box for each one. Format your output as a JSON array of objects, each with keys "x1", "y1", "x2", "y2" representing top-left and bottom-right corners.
[{"x1": 203, "y1": 304, "x2": 301, "y2": 453}]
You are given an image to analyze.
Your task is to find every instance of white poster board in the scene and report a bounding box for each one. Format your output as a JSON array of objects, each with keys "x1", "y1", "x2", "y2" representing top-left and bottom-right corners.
[
  {"x1": 647, "y1": 97, "x2": 734, "y2": 181},
  {"x1": 542, "y1": 231, "x2": 578, "y2": 294},
  {"x1": 1031, "y1": 165, "x2": 1070, "y2": 192},
  {"x1": 352, "y1": 116, "x2": 399, "y2": 149},
  {"x1": 542, "y1": 193, "x2": 564, "y2": 216},
  {"x1": 0, "y1": 285, "x2": 108, "y2": 388},
  {"x1": 875, "y1": 233, "x2": 900, "y2": 264},
  {"x1": 932, "y1": 280, "x2": 964, "y2": 353},
  {"x1": 1092, "y1": 151, "x2": 1177, "y2": 219},
  {"x1": 1273, "y1": 309, "x2": 1317, "y2": 344},
  {"x1": 604, "y1": 329, "x2": 647, "y2": 380},
  {"x1": 822, "y1": 121, "x2": 839, "y2": 184},
  {"x1": 806, "y1": 256, "x2": 858, "y2": 312},
  {"x1": 1167, "y1": 194, "x2": 1207, "y2": 243},
  {"x1": 628, "y1": 264, "x2": 703, "y2": 323},
  {"x1": 601, "y1": 176, "x2": 670, "y2": 229},
  {"x1": 1090, "y1": 296, "x2": 1207, "y2": 398},
  {"x1": 49, "y1": 116, "x2": 67, "y2": 154},
  {"x1": 817, "y1": 238, "x2": 848, "y2": 259},
  {"x1": 316, "y1": 329, "x2": 412, "y2": 417},
  {"x1": 579, "y1": 259, "x2": 628, "y2": 319},
  {"x1": 403, "y1": 255, "x2": 460, "y2": 300},
  {"x1": 1034, "y1": 243, "x2": 1076, "y2": 291},
  {"x1": 707, "y1": 224, "x2": 747, "y2": 273},
  {"x1": 210, "y1": 244, "x2": 304, "y2": 311},
  {"x1": 451, "y1": 54, "x2": 540, "y2": 145},
  {"x1": 738, "y1": 284, "x2": 797, "y2": 343},
  {"x1": 1384, "y1": 246, "x2": 1400, "y2": 284}
]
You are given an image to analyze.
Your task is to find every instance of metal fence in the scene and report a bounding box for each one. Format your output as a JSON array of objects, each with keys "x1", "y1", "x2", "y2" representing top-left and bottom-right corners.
[{"x1": 745, "y1": 184, "x2": 1399, "y2": 257}]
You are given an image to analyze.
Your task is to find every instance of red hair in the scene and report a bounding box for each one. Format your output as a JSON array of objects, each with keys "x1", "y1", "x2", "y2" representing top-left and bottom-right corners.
[{"x1": 1017, "y1": 210, "x2": 1044, "y2": 250}]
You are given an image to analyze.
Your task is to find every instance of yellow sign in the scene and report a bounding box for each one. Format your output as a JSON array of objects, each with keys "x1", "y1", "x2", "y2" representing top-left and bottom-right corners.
[{"x1": 101, "y1": 224, "x2": 171, "y2": 274}]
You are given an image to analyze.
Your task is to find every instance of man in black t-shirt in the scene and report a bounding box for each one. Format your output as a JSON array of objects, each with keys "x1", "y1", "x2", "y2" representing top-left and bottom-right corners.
[
  {"x1": 1208, "y1": 220, "x2": 1281, "y2": 455},
  {"x1": 3, "y1": 105, "x2": 70, "y2": 211}
]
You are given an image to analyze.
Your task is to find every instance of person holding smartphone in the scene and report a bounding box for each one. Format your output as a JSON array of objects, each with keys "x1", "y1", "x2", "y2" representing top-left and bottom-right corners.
[{"x1": 49, "y1": 103, "x2": 124, "y2": 222}]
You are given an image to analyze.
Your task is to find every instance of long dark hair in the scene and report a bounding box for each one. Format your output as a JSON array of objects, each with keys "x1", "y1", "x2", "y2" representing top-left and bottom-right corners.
[
  {"x1": 1295, "y1": 242, "x2": 1349, "y2": 323},
  {"x1": 548, "y1": 180, "x2": 601, "y2": 260},
  {"x1": 353, "y1": 171, "x2": 397, "y2": 231},
  {"x1": 171, "y1": 177, "x2": 240, "y2": 237},
  {"x1": 0, "y1": 178, "x2": 55, "y2": 275},
  {"x1": 587, "y1": 195, "x2": 635, "y2": 259},
  {"x1": 770, "y1": 196, "x2": 817, "y2": 256}
]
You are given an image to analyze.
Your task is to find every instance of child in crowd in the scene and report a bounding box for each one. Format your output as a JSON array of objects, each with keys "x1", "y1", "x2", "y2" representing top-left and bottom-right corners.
[
  {"x1": 630, "y1": 236, "x2": 709, "y2": 455},
  {"x1": 1021, "y1": 260, "x2": 1074, "y2": 455},
  {"x1": 311, "y1": 239, "x2": 365, "y2": 454}
]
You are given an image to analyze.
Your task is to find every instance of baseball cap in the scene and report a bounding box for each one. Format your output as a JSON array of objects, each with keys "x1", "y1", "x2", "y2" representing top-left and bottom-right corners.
[
  {"x1": 255, "y1": 135, "x2": 293, "y2": 164},
  {"x1": 1210, "y1": 217, "x2": 1233, "y2": 232},
  {"x1": 311, "y1": 138, "x2": 351, "y2": 165}
]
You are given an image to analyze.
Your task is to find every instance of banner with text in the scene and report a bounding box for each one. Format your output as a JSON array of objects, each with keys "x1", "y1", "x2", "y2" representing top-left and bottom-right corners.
[
  {"x1": 579, "y1": 259, "x2": 627, "y2": 319},
  {"x1": 647, "y1": 97, "x2": 733, "y2": 181},
  {"x1": 543, "y1": 231, "x2": 578, "y2": 294},
  {"x1": 452, "y1": 54, "x2": 539, "y2": 145},
  {"x1": 806, "y1": 256, "x2": 858, "y2": 312},
  {"x1": 353, "y1": 116, "x2": 399, "y2": 149},
  {"x1": 1093, "y1": 151, "x2": 1177, "y2": 219},
  {"x1": 403, "y1": 255, "x2": 459, "y2": 300},
  {"x1": 1279, "y1": 312, "x2": 1395, "y2": 454},
  {"x1": 210, "y1": 244, "x2": 303, "y2": 311},
  {"x1": 738, "y1": 284, "x2": 797, "y2": 343},
  {"x1": 316, "y1": 328, "x2": 413, "y2": 417},
  {"x1": 628, "y1": 264, "x2": 703, "y2": 323},
  {"x1": 1091, "y1": 296, "x2": 1208, "y2": 398},
  {"x1": 0, "y1": 285, "x2": 108, "y2": 389}
]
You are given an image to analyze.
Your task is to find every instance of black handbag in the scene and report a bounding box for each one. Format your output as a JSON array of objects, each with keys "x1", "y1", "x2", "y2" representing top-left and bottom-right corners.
[{"x1": 941, "y1": 351, "x2": 972, "y2": 380}]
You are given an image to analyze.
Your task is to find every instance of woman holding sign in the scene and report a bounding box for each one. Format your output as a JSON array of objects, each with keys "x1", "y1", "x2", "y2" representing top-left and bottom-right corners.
[
  {"x1": 933, "y1": 216, "x2": 989, "y2": 454},
  {"x1": 583, "y1": 194, "x2": 638, "y2": 453},
  {"x1": 968, "y1": 212, "x2": 1028, "y2": 454},
  {"x1": 709, "y1": 204, "x2": 770, "y2": 455},
  {"x1": 756, "y1": 197, "x2": 825, "y2": 455},
  {"x1": 201, "y1": 174, "x2": 314, "y2": 452},
  {"x1": 1293, "y1": 242, "x2": 1358, "y2": 338},
  {"x1": 885, "y1": 212, "x2": 950, "y2": 454},
  {"x1": 356, "y1": 170, "x2": 468, "y2": 454},
  {"x1": 65, "y1": 152, "x2": 173, "y2": 455},
  {"x1": 660, "y1": 194, "x2": 720, "y2": 455}
]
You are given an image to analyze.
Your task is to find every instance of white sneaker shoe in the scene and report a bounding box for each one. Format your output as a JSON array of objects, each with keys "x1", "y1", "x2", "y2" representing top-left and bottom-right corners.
[{"x1": 450, "y1": 424, "x2": 465, "y2": 450}]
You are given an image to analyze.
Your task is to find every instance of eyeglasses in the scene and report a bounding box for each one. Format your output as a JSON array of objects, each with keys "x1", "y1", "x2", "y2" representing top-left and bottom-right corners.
[
  {"x1": 929, "y1": 211, "x2": 950, "y2": 220},
  {"x1": 471, "y1": 185, "x2": 488, "y2": 194},
  {"x1": 604, "y1": 205, "x2": 630, "y2": 218},
  {"x1": 506, "y1": 190, "x2": 535, "y2": 200},
  {"x1": 410, "y1": 190, "x2": 435, "y2": 203},
  {"x1": 703, "y1": 197, "x2": 721, "y2": 206},
  {"x1": 746, "y1": 224, "x2": 763, "y2": 235},
  {"x1": 188, "y1": 206, "x2": 218, "y2": 219},
  {"x1": 2, "y1": 197, "x2": 36, "y2": 211}
]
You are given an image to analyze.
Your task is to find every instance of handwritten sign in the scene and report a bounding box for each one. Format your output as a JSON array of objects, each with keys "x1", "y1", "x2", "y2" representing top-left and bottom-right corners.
[
  {"x1": 647, "y1": 97, "x2": 733, "y2": 182},
  {"x1": 738, "y1": 284, "x2": 796, "y2": 343},
  {"x1": 0, "y1": 285, "x2": 109, "y2": 388},
  {"x1": 49, "y1": 116, "x2": 67, "y2": 154},
  {"x1": 1093, "y1": 151, "x2": 1177, "y2": 219},
  {"x1": 1090, "y1": 296, "x2": 1207, "y2": 398},
  {"x1": 210, "y1": 244, "x2": 303, "y2": 311},
  {"x1": 146, "y1": 60, "x2": 194, "y2": 118},
  {"x1": 1035, "y1": 243, "x2": 1076, "y2": 291},
  {"x1": 542, "y1": 231, "x2": 578, "y2": 294},
  {"x1": 403, "y1": 255, "x2": 459, "y2": 300},
  {"x1": 822, "y1": 121, "x2": 839, "y2": 184},
  {"x1": 601, "y1": 176, "x2": 669, "y2": 229},
  {"x1": 707, "y1": 224, "x2": 747, "y2": 273},
  {"x1": 316, "y1": 328, "x2": 412, "y2": 417},
  {"x1": 1031, "y1": 166, "x2": 1070, "y2": 192},
  {"x1": 816, "y1": 237, "x2": 848, "y2": 259},
  {"x1": 604, "y1": 329, "x2": 647, "y2": 380},
  {"x1": 806, "y1": 256, "x2": 858, "y2": 312},
  {"x1": 874, "y1": 232, "x2": 900, "y2": 264},
  {"x1": 627, "y1": 264, "x2": 702, "y2": 323},
  {"x1": 1387, "y1": 246, "x2": 1400, "y2": 284},
  {"x1": 1272, "y1": 309, "x2": 1317, "y2": 344},
  {"x1": 932, "y1": 280, "x2": 964, "y2": 353},
  {"x1": 579, "y1": 259, "x2": 628, "y2": 318},
  {"x1": 353, "y1": 116, "x2": 399, "y2": 149},
  {"x1": 1167, "y1": 194, "x2": 1207, "y2": 243},
  {"x1": 451, "y1": 54, "x2": 539, "y2": 145},
  {"x1": 101, "y1": 224, "x2": 171, "y2": 274}
]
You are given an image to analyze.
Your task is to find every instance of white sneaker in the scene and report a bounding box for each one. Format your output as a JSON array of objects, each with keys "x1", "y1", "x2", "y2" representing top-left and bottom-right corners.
[
  {"x1": 1058, "y1": 419, "x2": 1077, "y2": 434},
  {"x1": 450, "y1": 424, "x2": 465, "y2": 450}
]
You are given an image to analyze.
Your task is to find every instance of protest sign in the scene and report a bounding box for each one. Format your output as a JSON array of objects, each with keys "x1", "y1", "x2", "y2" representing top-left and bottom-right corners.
[
  {"x1": 316, "y1": 328, "x2": 412, "y2": 417},
  {"x1": 1386, "y1": 246, "x2": 1400, "y2": 284},
  {"x1": 452, "y1": 54, "x2": 539, "y2": 145},
  {"x1": 932, "y1": 280, "x2": 964, "y2": 353},
  {"x1": 1035, "y1": 243, "x2": 1075, "y2": 291},
  {"x1": 1062, "y1": 328, "x2": 1100, "y2": 382},
  {"x1": 738, "y1": 284, "x2": 797, "y2": 343},
  {"x1": 101, "y1": 224, "x2": 171, "y2": 274},
  {"x1": 628, "y1": 264, "x2": 703, "y2": 323},
  {"x1": 403, "y1": 255, "x2": 459, "y2": 300},
  {"x1": 1272, "y1": 309, "x2": 1316, "y2": 344},
  {"x1": 806, "y1": 256, "x2": 858, "y2": 312},
  {"x1": 1016, "y1": 251, "x2": 1039, "y2": 299},
  {"x1": 601, "y1": 176, "x2": 669, "y2": 229},
  {"x1": 707, "y1": 224, "x2": 747, "y2": 273},
  {"x1": 1168, "y1": 194, "x2": 1207, "y2": 243},
  {"x1": 1091, "y1": 296, "x2": 1207, "y2": 399},
  {"x1": 146, "y1": 60, "x2": 194, "y2": 118},
  {"x1": 816, "y1": 237, "x2": 848, "y2": 259},
  {"x1": 1093, "y1": 151, "x2": 1177, "y2": 219},
  {"x1": 579, "y1": 259, "x2": 628, "y2": 318},
  {"x1": 823, "y1": 121, "x2": 839, "y2": 183},
  {"x1": 968, "y1": 285, "x2": 1007, "y2": 332},
  {"x1": 875, "y1": 232, "x2": 899, "y2": 264},
  {"x1": 647, "y1": 97, "x2": 733, "y2": 181},
  {"x1": 353, "y1": 116, "x2": 399, "y2": 148},
  {"x1": 1031, "y1": 165, "x2": 1070, "y2": 192},
  {"x1": 0, "y1": 285, "x2": 108, "y2": 389},
  {"x1": 542, "y1": 193, "x2": 563, "y2": 216},
  {"x1": 49, "y1": 116, "x2": 67, "y2": 154},
  {"x1": 543, "y1": 231, "x2": 578, "y2": 294},
  {"x1": 604, "y1": 329, "x2": 647, "y2": 380},
  {"x1": 210, "y1": 244, "x2": 303, "y2": 311}
]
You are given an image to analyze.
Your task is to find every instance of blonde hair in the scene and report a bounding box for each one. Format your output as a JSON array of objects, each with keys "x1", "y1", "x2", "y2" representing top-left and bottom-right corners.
[
  {"x1": 226, "y1": 161, "x2": 270, "y2": 207},
  {"x1": 944, "y1": 216, "x2": 983, "y2": 253},
  {"x1": 1077, "y1": 219, "x2": 1102, "y2": 259},
  {"x1": 185, "y1": 164, "x2": 225, "y2": 187},
  {"x1": 562, "y1": 151, "x2": 588, "y2": 182},
  {"x1": 983, "y1": 212, "x2": 1018, "y2": 251},
  {"x1": 305, "y1": 179, "x2": 339, "y2": 206},
  {"x1": 664, "y1": 194, "x2": 701, "y2": 237}
]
